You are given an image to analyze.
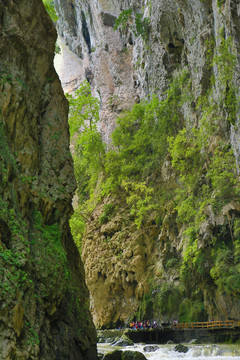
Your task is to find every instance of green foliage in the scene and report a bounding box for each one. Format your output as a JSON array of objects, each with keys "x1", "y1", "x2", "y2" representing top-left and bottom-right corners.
[
  {"x1": 134, "y1": 12, "x2": 150, "y2": 38},
  {"x1": 102, "y1": 70, "x2": 191, "y2": 227},
  {"x1": 165, "y1": 258, "x2": 178, "y2": 268},
  {"x1": 137, "y1": 292, "x2": 153, "y2": 320},
  {"x1": 68, "y1": 32, "x2": 240, "y2": 312},
  {"x1": 66, "y1": 81, "x2": 105, "y2": 203},
  {"x1": 179, "y1": 299, "x2": 207, "y2": 322},
  {"x1": 217, "y1": 0, "x2": 225, "y2": 8},
  {"x1": 153, "y1": 283, "x2": 183, "y2": 317},
  {"x1": 212, "y1": 34, "x2": 237, "y2": 124},
  {"x1": 0, "y1": 72, "x2": 28, "y2": 90},
  {"x1": 32, "y1": 210, "x2": 67, "y2": 270},
  {"x1": 69, "y1": 211, "x2": 86, "y2": 253},
  {"x1": 122, "y1": 181, "x2": 156, "y2": 228},
  {"x1": 42, "y1": 0, "x2": 58, "y2": 23},
  {"x1": 55, "y1": 43, "x2": 61, "y2": 54},
  {"x1": 67, "y1": 81, "x2": 105, "y2": 248},
  {"x1": 99, "y1": 203, "x2": 114, "y2": 225},
  {"x1": 25, "y1": 321, "x2": 40, "y2": 347},
  {"x1": 168, "y1": 34, "x2": 240, "y2": 297},
  {"x1": 114, "y1": 8, "x2": 150, "y2": 39},
  {"x1": 0, "y1": 247, "x2": 31, "y2": 296},
  {"x1": 210, "y1": 234, "x2": 240, "y2": 296},
  {"x1": 114, "y1": 9, "x2": 133, "y2": 31}
]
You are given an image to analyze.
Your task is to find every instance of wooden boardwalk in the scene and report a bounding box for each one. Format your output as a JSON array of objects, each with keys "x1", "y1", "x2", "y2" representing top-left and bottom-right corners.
[{"x1": 171, "y1": 320, "x2": 240, "y2": 330}]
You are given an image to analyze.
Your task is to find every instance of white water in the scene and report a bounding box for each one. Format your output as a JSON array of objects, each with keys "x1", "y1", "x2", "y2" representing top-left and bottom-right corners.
[{"x1": 97, "y1": 343, "x2": 240, "y2": 359}]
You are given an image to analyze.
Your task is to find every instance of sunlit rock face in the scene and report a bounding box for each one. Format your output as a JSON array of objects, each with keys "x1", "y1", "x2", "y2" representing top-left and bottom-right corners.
[
  {"x1": 0, "y1": 1, "x2": 97, "y2": 358},
  {"x1": 55, "y1": 0, "x2": 240, "y2": 329},
  {"x1": 55, "y1": 0, "x2": 137, "y2": 143}
]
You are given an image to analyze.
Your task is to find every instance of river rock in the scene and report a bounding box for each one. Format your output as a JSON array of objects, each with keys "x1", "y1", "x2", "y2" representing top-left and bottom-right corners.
[
  {"x1": 189, "y1": 338, "x2": 200, "y2": 344},
  {"x1": 143, "y1": 345, "x2": 159, "y2": 352},
  {"x1": 104, "y1": 350, "x2": 122, "y2": 360},
  {"x1": 174, "y1": 344, "x2": 189, "y2": 353},
  {"x1": 123, "y1": 351, "x2": 147, "y2": 360},
  {"x1": 104, "y1": 350, "x2": 147, "y2": 360},
  {"x1": 111, "y1": 334, "x2": 134, "y2": 347},
  {"x1": 98, "y1": 329, "x2": 124, "y2": 343}
]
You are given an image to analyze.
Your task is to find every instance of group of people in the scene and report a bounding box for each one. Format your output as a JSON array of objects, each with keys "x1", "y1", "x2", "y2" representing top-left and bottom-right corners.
[{"x1": 129, "y1": 320, "x2": 157, "y2": 330}]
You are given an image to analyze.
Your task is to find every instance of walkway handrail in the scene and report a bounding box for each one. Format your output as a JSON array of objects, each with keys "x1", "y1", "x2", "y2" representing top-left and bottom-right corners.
[{"x1": 171, "y1": 320, "x2": 240, "y2": 330}]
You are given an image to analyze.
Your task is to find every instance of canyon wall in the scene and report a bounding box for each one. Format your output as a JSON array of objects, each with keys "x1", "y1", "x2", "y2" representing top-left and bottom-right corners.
[
  {"x1": 0, "y1": 0, "x2": 96, "y2": 358},
  {"x1": 55, "y1": 0, "x2": 240, "y2": 328}
]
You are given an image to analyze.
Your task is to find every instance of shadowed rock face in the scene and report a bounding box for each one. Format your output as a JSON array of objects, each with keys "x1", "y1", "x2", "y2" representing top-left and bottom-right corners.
[{"x1": 0, "y1": 1, "x2": 97, "y2": 359}]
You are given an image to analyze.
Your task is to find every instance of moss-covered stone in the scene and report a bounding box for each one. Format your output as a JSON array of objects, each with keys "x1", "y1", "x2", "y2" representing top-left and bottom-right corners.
[{"x1": 0, "y1": 0, "x2": 97, "y2": 359}]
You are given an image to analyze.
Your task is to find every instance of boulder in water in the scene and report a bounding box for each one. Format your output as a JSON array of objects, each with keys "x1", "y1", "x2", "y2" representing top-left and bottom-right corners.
[
  {"x1": 104, "y1": 350, "x2": 122, "y2": 360},
  {"x1": 103, "y1": 350, "x2": 147, "y2": 360},
  {"x1": 143, "y1": 345, "x2": 159, "y2": 352},
  {"x1": 174, "y1": 344, "x2": 189, "y2": 353},
  {"x1": 167, "y1": 340, "x2": 175, "y2": 344},
  {"x1": 189, "y1": 338, "x2": 199, "y2": 344},
  {"x1": 111, "y1": 334, "x2": 134, "y2": 347},
  {"x1": 123, "y1": 350, "x2": 147, "y2": 359},
  {"x1": 98, "y1": 329, "x2": 124, "y2": 343}
]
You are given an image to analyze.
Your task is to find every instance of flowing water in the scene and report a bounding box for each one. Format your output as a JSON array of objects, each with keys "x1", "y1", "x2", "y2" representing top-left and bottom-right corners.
[{"x1": 97, "y1": 343, "x2": 240, "y2": 359}]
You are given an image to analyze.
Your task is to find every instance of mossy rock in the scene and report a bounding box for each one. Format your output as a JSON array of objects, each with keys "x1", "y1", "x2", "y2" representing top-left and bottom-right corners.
[
  {"x1": 174, "y1": 344, "x2": 189, "y2": 353},
  {"x1": 188, "y1": 338, "x2": 199, "y2": 344},
  {"x1": 104, "y1": 350, "x2": 147, "y2": 360},
  {"x1": 104, "y1": 350, "x2": 122, "y2": 360},
  {"x1": 111, "y1": 334, "x2": 134, "y2": 347},
  {"x1": 122, "y1": 351, "x2": 147, "y2": 359}
]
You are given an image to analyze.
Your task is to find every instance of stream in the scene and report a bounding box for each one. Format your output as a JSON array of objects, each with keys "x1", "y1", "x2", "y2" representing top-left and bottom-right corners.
[{"x1": 97, "y1": 343, "x2": 240, "y2": 359}]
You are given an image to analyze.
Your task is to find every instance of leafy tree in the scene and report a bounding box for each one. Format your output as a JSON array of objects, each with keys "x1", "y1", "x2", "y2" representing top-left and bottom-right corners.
[
  {"x1": 66, "y1": 81, "x2": 105, "y2": 204},
  {"x1": 66, "y1": 81, "x2": 105, "y2": 251}
]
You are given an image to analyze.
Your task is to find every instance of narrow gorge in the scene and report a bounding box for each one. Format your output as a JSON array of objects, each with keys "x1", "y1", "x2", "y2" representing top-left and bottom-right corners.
[{"x1": 1, "y1": 0, "x2": 240, "y2": 359}]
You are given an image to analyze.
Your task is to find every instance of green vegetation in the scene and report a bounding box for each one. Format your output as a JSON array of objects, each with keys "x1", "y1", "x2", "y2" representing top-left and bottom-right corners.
[
  {"x1": 102, "y1": 69, "x2": 191, "y2": 227},
  {"x1": 217, "y1": 0, "x2": 225, "y2": 8},
  {"x1": 66, "y1": 81, "x2": 105, "y2": 251},
  {"x1": 68, "y1": 32, "x2": 240, "y2": 321},
  {"x1": 99, "y1": 203, "x2": 115, "y2": 225},
  {"x1": 42, "y1": 0, "x2": 58, "y2": 23},
  {"x1": 66, "y1": 81, "x2": 104, "y2": 204},
  {"x1": 114, "y1": 8, "x2": 150, "y2": 39},
  {"x1": 68, "y1": 71, "x2": 190, "y2": 250},
  {"x1": 179, "y1": 299, "x2": 207, "y2": 322},
  {"x1": 168, "y1": 35, "x2": 240, "y2": 299},
  {"x1": 153, "y1": 283, "x2": 183, "y2": 317}
]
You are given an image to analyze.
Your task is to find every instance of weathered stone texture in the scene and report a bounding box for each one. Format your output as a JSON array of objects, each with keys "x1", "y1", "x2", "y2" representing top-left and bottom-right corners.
[{"x1": 0, "y1": 0, "x2": 96, "y2": 359}]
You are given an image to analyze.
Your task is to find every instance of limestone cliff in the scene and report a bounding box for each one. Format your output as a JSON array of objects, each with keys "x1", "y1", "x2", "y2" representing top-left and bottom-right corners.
[
  {"x1": 55, "y1": 0, "x2": 240, "y2": 328},
  {"x1": 0, "y1": 1, "x2": 96, "y2": 358}
]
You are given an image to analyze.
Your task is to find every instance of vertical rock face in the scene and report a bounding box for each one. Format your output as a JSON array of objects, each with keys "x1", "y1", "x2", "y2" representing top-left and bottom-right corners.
[
  {"x1": 55, "y1": 0, "x2": 137, "y2": 143},
  {"x1": 55, "y1": 0, "x2": 240, "y2": 155},
  {"x1": 56, "y1": 0, "x2": 240, "y2": 328},
  {"x1": 0, "y1": 1, "x2": 96, "y2": 359}
]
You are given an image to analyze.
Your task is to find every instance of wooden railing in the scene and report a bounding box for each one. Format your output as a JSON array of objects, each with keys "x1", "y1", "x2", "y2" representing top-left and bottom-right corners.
[{"x1": 171, "y1": 320, "x2": 240, "y2": 330}]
